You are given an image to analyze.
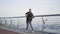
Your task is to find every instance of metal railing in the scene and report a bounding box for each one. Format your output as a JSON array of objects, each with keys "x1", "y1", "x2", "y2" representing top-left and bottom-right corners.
[{"x1": 0, "y1": 14, "x2": 60, "y2": 33}]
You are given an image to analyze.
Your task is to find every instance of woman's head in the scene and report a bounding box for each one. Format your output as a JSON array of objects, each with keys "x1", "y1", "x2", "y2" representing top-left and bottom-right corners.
[{"x1": 29, "y1": 8, "x2": 31, "y2": 12}]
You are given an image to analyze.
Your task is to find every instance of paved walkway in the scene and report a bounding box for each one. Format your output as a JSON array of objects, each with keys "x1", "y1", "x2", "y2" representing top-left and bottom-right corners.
[{"x1": 0, "y1": 29, "x2": 22, "y2": 34}]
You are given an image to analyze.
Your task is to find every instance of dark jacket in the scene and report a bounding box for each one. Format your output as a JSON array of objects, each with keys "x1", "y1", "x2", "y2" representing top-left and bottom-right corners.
[{"x1": 25, "y1": 12, "x2": 34, "y2": 21}]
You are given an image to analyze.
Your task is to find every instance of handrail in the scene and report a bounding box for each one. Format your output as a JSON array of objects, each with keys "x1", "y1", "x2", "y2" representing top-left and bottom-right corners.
[
  {"x1": 0, "y1": 14, "x2": 60, "y2": 19},
  {"x1": 35, "y1": 14, "x2": 60, "y2": 17}
]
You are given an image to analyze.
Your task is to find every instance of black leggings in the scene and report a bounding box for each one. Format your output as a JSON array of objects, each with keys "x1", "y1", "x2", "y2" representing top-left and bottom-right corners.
[{"x1": 26, "y1": 20, "x2": 33, "y2": 30}]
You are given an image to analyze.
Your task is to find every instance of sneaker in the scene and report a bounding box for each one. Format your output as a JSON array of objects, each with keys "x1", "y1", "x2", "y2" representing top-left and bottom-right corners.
[
  {"x1": 32, "y1": 31, "x2": 34, "y2": 32},
  {"x1": 25, "y1": 30, "x2": 28, "y2": 32}
]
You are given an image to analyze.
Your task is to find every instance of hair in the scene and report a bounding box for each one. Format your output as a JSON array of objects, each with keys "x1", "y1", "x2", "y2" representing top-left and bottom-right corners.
[{"x1": 29, "y1": 8, "x2": 31, "y2": 12}]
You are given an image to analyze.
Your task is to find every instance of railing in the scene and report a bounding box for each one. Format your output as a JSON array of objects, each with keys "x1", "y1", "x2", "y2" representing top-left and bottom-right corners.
[{"x1": 0, "y1": 14, "x2": 60, "y2": 33}]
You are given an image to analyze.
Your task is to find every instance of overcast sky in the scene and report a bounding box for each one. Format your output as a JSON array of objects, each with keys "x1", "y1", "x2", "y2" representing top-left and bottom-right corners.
[{"x1": 0, "y1": 0, "x2": 60, "y2": 17}]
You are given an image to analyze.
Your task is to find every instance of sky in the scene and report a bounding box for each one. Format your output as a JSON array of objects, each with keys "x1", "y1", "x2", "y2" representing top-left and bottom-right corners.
[
  {"x1": 0, "y1": 0, "x2": 60, "y2": 30},
  {"x1": 0, "y1": 0, "x2": 60, "y2": 17}
]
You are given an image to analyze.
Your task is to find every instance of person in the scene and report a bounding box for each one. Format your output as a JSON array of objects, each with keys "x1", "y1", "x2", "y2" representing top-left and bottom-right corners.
[{"x1": 25, "y1": 8, "x2": 34, "y2": 31}]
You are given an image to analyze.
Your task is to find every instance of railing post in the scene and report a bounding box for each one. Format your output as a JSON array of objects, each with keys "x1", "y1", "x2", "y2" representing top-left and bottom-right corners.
[
  {"x1": 5, "y1": 19, "x2": 7, "y2": 25},
  {"x1": 17, "y1": 19, "x2": 20, "y2": 28},
  {"x1": 10, "y1": 19, "x2": 12, "y2": 27},
  {"x1": 0, "y1": 19, "x2": 1, "y2": 23},
  {"x1": 1, "y1": 19, "x2": 3, "y2": 24},
  {"x1": 0, "y1": 19, "x2": 2, "y2": 25},
  {"x1": 41, "y1": 17, "x2": 45, "y2": 33}
]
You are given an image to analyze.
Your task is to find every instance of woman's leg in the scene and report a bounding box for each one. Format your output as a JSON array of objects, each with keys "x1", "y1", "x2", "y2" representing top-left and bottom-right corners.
[
  {"x1": 26, "y1": 21, "x2": 28, "y2": 30},
  {"x1": 29, "y1": 20, "x2": 33, "y2": 31}
]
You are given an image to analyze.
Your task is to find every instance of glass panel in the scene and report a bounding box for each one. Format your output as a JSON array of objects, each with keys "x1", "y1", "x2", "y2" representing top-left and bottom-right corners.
[
  {"x1": 0, "y1": 16, "x2": 60, "y2": 33},
  {"x1": 44, "y1": 16, "x2": 60, "y2": 33}
]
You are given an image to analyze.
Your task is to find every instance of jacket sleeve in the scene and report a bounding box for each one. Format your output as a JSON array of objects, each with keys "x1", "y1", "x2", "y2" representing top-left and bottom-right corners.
[
  {"x1": 31, "y1": 13, "x2": 34, "y2": 18},
  {"x1": 25, "y1": 12, "x2": 28, "y2": 17}
]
